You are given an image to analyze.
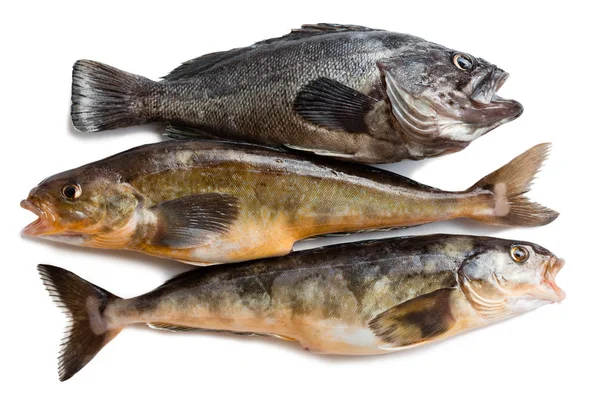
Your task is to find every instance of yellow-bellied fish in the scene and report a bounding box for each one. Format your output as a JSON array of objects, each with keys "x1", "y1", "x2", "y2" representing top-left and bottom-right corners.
[
  {"x1": 22, "y1": 141, "x2": 557, "y2": 265},
  {"x1": 38, "y1": 234, "x2": 565, "y2": 381}
]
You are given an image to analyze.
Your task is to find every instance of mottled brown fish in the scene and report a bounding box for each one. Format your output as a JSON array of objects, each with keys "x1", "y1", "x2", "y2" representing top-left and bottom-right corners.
[
  {"x1": 38, "y1": 234, "x2": 565, "y2": 381},
  {"x1": 21, "y1": 141, "x2": 557, "y2": 265},
  {"x1": 71, "y1": 23, "x2": 523, "y2": 163}
]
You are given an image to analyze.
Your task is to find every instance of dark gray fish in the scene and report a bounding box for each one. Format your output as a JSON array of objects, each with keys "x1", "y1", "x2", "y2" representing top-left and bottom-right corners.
[
  {"x1": 71, "y1": 23, "x2": 523, "y2": 163},
  {"x1": 38, "y1": 234, "x2": 565, "y2": 381}
]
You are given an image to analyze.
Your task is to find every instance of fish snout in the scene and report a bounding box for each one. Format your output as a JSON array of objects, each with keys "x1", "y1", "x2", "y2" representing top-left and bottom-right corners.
[
  {"x1": 542, "y1": 257, "x2": 566, "y2": 303},
  {"x1": 20, "y1": 198, "x2": 58, "y2": 236},
  {"x1": 470, "y1": 68, "x2": 508, "y2": 105}
]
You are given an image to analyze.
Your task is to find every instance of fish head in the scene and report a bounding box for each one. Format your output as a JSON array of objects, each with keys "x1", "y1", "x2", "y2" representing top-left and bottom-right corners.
[
  {"x1": 458, "y1": 239, "x2": 565, "y2": 321},
  {"x1": 21, "y1": 165, "x2": 140, "y2": 246},
  {"x1": 379, "y1": 43, "x2": 523, "y2": 158}
]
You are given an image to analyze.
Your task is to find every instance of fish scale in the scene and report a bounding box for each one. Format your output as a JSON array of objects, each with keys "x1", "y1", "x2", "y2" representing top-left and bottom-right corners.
[
  {"x1": 22, "y1": 140, "x2": 557, "y2": 265},
  {"x1": 37, "y1": 234, "x2": 566, "y2": 381},
  {"x1": 71, "y1": 24, "x2": 522, "y2": 163}
]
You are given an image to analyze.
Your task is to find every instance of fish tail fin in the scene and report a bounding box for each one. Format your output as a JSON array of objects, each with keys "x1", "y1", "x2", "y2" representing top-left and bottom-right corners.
[
  {"x1": 38, "y1": 264, "x2": 123, "y2": 381},
  {"x1": 71, "y1": 60, "x2": 158, "y2": 132},
  {"x1": 468, "y1": 143, "x2": 559, "y2": 226}
]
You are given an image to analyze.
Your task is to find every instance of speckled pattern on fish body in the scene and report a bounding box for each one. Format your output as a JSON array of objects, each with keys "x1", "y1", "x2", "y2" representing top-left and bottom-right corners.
[
  {"x1": 22, "y1": 141, "x2": 557, "y2": 265},
  {"x1": 71, "y1": 24, "x2": 523, "y2": 163},
  {"x1": 38, "y1": 234, "x2": 566, "y2": 381}
]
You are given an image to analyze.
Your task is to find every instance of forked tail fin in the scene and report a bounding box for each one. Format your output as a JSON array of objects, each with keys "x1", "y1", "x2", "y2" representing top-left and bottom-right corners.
[
  {"x1": 38, "y1": 264, "x2": 122, "y2": 381},
  {"x1": 469, "y1": 143, "x2": 559, "y2": 226},
  {"x1": 71, "y1": 60, "x2": 157, "y2": 132}
]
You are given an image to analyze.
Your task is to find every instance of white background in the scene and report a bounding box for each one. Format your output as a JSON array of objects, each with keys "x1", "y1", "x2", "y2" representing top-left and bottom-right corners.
[{"x1": 1, "y1": 1, "x2": 598, "y2": 398}]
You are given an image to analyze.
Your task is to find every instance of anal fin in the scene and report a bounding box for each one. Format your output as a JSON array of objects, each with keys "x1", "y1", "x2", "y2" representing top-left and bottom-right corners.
[
  {"x1": 148, "y1": 322, "x2": 297, "y2": 342},
  {"x1": 369, "y1": 288, "x2": 459, "y2": 348},
  {"x1": 148, "y1": 323, "x2": 200, "y2": 332},
  {"x1": 165, "y1": 124, "x2": 222, "y2": 140}
]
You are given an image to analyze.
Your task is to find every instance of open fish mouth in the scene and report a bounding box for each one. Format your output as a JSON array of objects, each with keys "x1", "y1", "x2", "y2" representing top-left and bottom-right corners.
[
  {"x1": 21, "y1": 199, "x2": 61, "y2": 236},
  {"x1": 542, "y1": 257, "x2": 566, "y2": 302},
  {"x1": 469, "y1": 69, "x2": 523, "y2": 121}
]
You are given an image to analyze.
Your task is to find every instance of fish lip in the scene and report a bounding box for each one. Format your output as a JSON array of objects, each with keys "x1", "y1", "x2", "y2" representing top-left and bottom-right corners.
[
  {"x1": 470, "y1": 70, "x2": 523, "y2": 119},
  {"x1": 471, "y1": 69, "x2": 509, "y2": 104},
  {"x1": 543, "y1": 257, "x2": 566, "y2": 302},
  {"x1": 20, "y1": 198, "x2": 60, "y2": 236}
]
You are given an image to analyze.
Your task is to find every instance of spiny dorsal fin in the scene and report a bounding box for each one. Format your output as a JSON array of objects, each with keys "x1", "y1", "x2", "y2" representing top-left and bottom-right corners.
[
  {"x1": 294, "y1": 77, "x2": 377, "y2": 133},
  {"x1": 163, "y1": 48, "x2": 251, "y2": 81},
  {"x1": 291, "y1": 23, "x2": 379, "y2": 34},
  {"x1": 150, "y1": 193, "x2": 239, "y2": 248},
  {"x1": 256, "y1": 23, "x2": 380, "y2": 45},
  {"x1": 163, "y1": 24, "x2": 381, "y2": 81},
  {"x1": 369, "y1": 288, "x2": 459, "y2": 348}
]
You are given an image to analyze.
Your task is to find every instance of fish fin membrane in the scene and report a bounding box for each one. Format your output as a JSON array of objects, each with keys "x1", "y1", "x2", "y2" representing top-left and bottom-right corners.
[
  {"x1": 163, "y1": 24, "x2": 381, "y2": 80},
  {"x1": 71, "y1": 60, "x2": 157, "y2": 132},
  {"x1": 267, "y1": 23, "x2": 380, "y2": 43},
  {"x1": 164, "y1": 127, "x2": 293, "y2": 154},
  {"x1": 148, "y1": 323, "x2": 296, "y2": 341},
  {"x1": 291, "y1": 23, "x2": 379, "y2": 34},
  {"x1": 369, "y1": 288, "x2": 458, "y2": 348},
  {"x1": 164, "y1": 124, "x2": 222, "y2": 140},
  {"x1": 148, "y1": 323, "x2": 200, "y2": 332},
  {"x1": 151, "y1": 193, "x2": 240, "y2": 248},
  {"x1": 283, "y1": 144, "x2": 356, "y2": 159},
  {"x1": 294, "y1": 77, "x2": 377, "y2": 133},
  {"x1": 163, "y1": 48, "x2": 251, "y2": 81},
  {"x1": 38, "y1": 264, "x2": 122, "y2": 382},
  {"x1": 469, "y1": 143, "x2": 559, "y2": 226}
]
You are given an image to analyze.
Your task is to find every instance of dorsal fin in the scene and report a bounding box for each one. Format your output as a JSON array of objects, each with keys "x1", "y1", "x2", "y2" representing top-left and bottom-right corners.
[
  {"x1": 163, "y1": 48, "x2": 250, "y2": 81},
  {"x1": 255, "y1": 23, "x2": 380, "y2": 45},
  {"x1": 163, "y1": 24, "x2": 381, "y2": 81},
  {"x1": 291, "y1": 23, "x2": 379, "y2": 34}
]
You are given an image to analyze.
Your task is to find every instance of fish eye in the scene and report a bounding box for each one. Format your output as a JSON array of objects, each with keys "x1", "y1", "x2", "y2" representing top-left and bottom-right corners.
[
  {"x1": 61, "y1": 184, "x2": 82, "y2": 200},
  {"x1": 510, "y1": 246, "x2": 529, "y2": 263},
  {"x1": 453, "y1": 54, "x2": 473, "y2": 71}
]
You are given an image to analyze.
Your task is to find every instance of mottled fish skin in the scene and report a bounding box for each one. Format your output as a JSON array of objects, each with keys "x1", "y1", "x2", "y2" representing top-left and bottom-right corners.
[
  {"x1": 22, "y1": 140, "x2": 558, "y2": 265},
  {"x1": 21, "y1": 141, "x2": 558, "y2": 265},
  {"x1": 71, "y1": 24, "x2": 523, "y2": 163},
  {"x1": 38, "y1": 234, "x2": 565, "y2": 380}
]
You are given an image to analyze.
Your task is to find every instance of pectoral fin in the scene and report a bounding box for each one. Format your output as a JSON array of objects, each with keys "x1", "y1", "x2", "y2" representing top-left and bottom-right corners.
[
  {"x1": 294, "y1": 77, "x2": 377, "y2": 133},
  {"x1": 369, "y1": 288, "x2": 459, "y2": 348},
  {"x1": 151, "y1": 193, "x2": 239, "y2": 248}
]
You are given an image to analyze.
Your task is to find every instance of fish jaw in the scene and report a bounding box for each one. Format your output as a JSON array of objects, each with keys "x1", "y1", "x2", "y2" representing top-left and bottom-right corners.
[
  {"x1": 541, "y1": 257, "x2": 566, "y2": 303},
  {"x1": 434, "y1": 69, "x2": 521, "y2": 143},
  {"x1": 20, "y1": 198, "x2": 64, "y2": 237},
  {"x1": 383, "y1": 67, "x2": 523, "y2": 156},
  {"x1": 505, "y1": 257, "x2": 566, "y2": 315},
  {"x1": 468, "y1": 69, "x2": 523, "y2": 124}
]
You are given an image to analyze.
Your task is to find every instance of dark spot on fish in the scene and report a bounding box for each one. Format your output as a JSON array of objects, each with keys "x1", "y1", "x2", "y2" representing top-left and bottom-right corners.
[
  {"x1": 403, "y1": 301, "x2": 451, "y2": 339},
  {"x1": 236, "y1": 276, "x2": 272, "y2": 301}
]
